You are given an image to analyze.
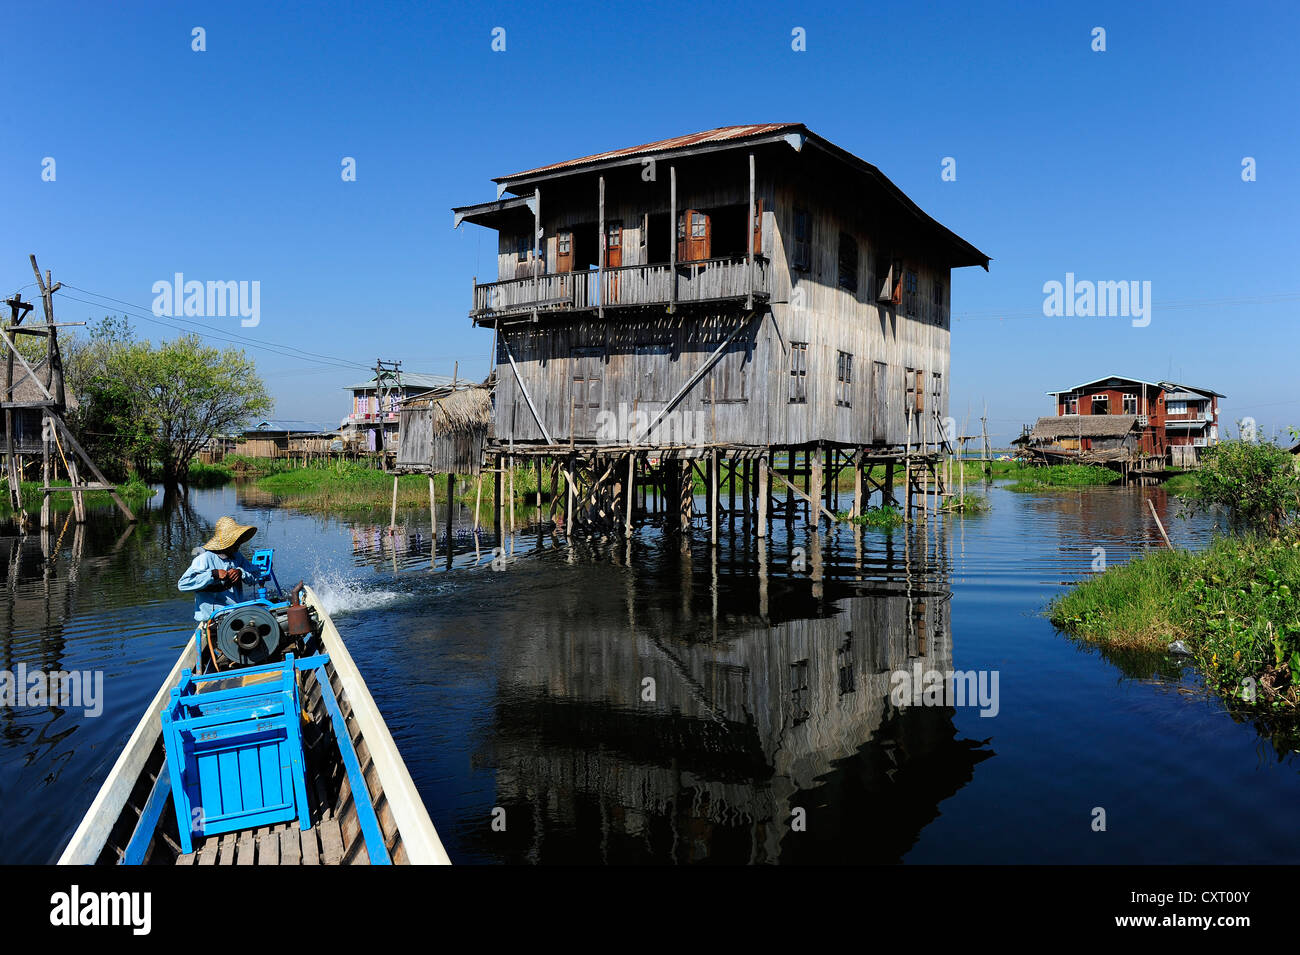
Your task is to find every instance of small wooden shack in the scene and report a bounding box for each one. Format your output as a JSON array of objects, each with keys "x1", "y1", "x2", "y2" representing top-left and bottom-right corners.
[
  {"x1": 1021, "y1": 414, "x2": 1140, "y2": 465},
  {"x1": 395, "y1": 386, "x2": 492, "y2": 475}
]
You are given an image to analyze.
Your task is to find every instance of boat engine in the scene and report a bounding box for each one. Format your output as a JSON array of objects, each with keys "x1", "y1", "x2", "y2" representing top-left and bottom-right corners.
[
  {"x1": 213, "y1": 605, "x2": 282, "y2": 666},
  {"x1": 205, "y1": 549, "x2": 319, "y2": 668}
]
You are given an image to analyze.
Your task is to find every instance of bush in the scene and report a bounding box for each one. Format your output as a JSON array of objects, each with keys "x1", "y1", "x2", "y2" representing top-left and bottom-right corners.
[{"x1": 1191, "y1": 438, "x2": 1300, "y2": 535}]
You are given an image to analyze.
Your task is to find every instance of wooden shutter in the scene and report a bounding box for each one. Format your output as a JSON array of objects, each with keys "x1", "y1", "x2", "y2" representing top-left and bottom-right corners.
[{"x1": 556, "y1": 231, "x2": 573, "y2": 273}]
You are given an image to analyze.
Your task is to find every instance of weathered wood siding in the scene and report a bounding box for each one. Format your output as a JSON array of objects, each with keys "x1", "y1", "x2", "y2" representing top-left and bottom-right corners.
[
  {"x1": 488, "y1": 147, "x2": 956, "y2": 449},
  {"x1": 395, "y1": 406, "x2": 486, "y2": 473}
]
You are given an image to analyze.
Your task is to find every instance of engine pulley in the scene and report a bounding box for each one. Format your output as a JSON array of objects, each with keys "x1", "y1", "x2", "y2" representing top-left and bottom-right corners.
[{"x1": 213, "y1": 605, "x2": 283, "y2": 666}]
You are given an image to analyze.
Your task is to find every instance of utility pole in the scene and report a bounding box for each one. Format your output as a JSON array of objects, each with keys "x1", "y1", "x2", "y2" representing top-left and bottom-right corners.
[
  {"x1": 373, "y1": 358, "x2": 402, "y2": 457},
  {"x1": 3, "y1": 294, "x2": 33, "y2": 514},
  {"x1": 980, "y1": 401, "x2": 990, "y2": 472},
  {"x1": 2, "y1": 256, "x2": 133, "y2": 526}
]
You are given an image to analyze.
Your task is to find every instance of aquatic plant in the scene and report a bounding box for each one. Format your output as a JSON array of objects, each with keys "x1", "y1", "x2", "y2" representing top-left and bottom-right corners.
[
  {"x1": 1049, "y1": 532, "x2": 1300, "y2": 712},
  {"x1": 849, "y1": 505, "x2": 905, "y2": 528},
  {"x1": 1006, "y1": 463, "x2": 1120, "y2": 492}
]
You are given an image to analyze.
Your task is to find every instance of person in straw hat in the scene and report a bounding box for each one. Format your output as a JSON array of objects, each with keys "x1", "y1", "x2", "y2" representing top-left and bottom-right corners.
[{"x1": 178, "y1": 516, "x2": 260, "y2": 621}]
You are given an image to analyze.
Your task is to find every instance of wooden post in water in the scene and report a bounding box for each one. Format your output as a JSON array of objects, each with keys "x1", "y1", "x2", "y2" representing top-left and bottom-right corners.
[
  {"x1": 68, "y1": 457, "x2": 86, "y2": 523},
  {"x1": 473, "y1": 474, "x2": 482, "y2": 533},
  {"x1": 40, "y1": 412, "x2": 51, "y2": 527},
  {"x1": 446, "y1": 472, "x2": 455, "y2": 568},
  {"x1": 679, "y1": 458, "x2": 692, "y2": 533},
  {"x1": 809, "y1": 447, "x2": 823, "y2": 529},
  {"x1": 565, "y1": 454, "x2": 575, "y2": 537},
  {"x1": 727, "y1": 455, "x2": 736, "y2": 527},
  {"x1": 785, "y1": 449, "x2": 795, "y2": 530},
  {"x1": 507, "y1": 458, "x2": 515, "y2": 554},
  {"x1": 428, "y1": 475, "x2": 437, "y2": 567},
  {"x1": 852, "y1": 450, "x2": 864, "y2": 518},
  {"x1": 389, "y1": 474, "x2": 399, "y2": 531},
  {"x1": 709, "y1": 450, "x2": 718, "y2": 546},
  {"x1": 1148, "y1": 499, "x2": 1174, "y2": 548},
  {"x1": 493, "y1": 454, "x2": 502, "y2": 538},
  {"x1": 625, "y1": 452, "x2": 635, "y2": 535},
  {"x1": 757, "y1": 454, "x2": 768, "y2": 538}
]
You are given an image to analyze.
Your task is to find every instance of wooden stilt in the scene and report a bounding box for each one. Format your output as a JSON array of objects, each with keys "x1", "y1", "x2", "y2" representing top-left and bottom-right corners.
[
  {"x1": 389, "y1": 474, "x2": 399, "y2": 531},
  {"x1": 566, "y1": 454, "x2": 575, "y2": 537},
  {"x1": 625, "y1": 452, "x2": 635, "y2": 535},
  {"x1": 474, "y1": 474, "x2": 482, "y2": 532},
  {"x1": 445, "y1": 472, "x2": 455, "y2": 566},
  {"x1": 852, "y1": 450, "x2": 864, "y2": 518},
  {"x1": 757, "y1": 454, "x2": 768, "y2": 538},
  {"x1": 493, "y1": 454, "x2": 502, "y2": 537},
  {"x1": 709, "y1": 449, "x2": 718, "y2": 546},
  {"x1": 434, "y1": 475, "x2": 444, "y2": 571},
  {"x1": 679, "y1": 458, "x2": 692, "y2": 533},
  {"x1": 727, "y1": 454, "x2": 736, "y2": 525},
  {"x1": 809, "y1": 448, "x2": 823, "y2": 528}
]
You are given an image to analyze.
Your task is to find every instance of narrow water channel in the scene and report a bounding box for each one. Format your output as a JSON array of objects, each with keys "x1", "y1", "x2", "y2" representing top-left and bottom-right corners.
[{"x1": 2, "y1": 482, "x2": 1295, "y2": 864}]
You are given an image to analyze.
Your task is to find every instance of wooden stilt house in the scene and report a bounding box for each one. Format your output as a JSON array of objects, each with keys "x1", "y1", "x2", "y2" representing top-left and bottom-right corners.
[{"x1": 452, "y1": 124, "x2": 990, "y2": 534}]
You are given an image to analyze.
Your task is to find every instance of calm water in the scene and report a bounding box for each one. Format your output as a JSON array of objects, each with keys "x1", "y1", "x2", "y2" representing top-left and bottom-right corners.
[{"x1": 2, "y1": 480, "x2": 1296, "y2": 864}]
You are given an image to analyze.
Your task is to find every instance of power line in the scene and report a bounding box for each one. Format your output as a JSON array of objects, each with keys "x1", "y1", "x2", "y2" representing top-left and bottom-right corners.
[
  {"x1": 60, "y1": 283, "x2": 370, "y2": 369},
  {"x1": 55, "y1": 289, "x2": 370, "y2": 373}
]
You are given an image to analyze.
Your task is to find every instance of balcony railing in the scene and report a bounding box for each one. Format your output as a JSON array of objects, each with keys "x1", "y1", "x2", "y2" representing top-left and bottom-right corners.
[
  {"x1": 1165, "y1": 414, "x2": 1209, "y2": 427},
  {"x1": 471, "y1": 256, "x2": 771, "y2": 319}
]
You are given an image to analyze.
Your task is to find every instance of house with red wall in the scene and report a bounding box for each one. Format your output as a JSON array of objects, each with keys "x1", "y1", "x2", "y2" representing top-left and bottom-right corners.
[{"x1": 1044, "y1": 374, "x2": 1223, "y2": 467}]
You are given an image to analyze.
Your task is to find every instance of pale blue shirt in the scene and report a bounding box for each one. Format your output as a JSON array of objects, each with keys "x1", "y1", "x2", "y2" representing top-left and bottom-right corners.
[{"x1": 178, "y1": 549, "x2": 258, "y2": 621}]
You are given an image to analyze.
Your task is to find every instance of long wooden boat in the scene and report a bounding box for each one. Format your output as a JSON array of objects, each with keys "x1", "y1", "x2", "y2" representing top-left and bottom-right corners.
[{"x1": 58, "y1": 586, "x2": 450, "y2": 865}]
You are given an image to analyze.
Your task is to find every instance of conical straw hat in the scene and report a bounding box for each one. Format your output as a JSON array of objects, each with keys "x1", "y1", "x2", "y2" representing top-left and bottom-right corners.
[{"x1": 202, "y1": 516, "x2": 257, "y2": 552}]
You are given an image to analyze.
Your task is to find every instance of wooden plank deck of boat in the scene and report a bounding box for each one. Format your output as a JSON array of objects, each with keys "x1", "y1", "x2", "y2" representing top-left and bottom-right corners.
[{"x1": 176, "y1": 816, "x2": 353, "y2": 866}]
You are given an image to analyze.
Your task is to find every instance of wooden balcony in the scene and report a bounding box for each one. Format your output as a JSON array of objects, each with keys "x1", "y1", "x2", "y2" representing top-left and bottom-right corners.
[{"x1": 471, "y1": 256, "x2": 771, "y2": 321}]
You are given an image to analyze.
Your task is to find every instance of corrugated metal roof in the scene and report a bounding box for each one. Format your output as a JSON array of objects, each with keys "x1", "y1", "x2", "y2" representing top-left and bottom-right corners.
[
  {"x1": 496, "y1": 124, "x2": 801, "y2": 181},
  {"x1": 1046, "y1": 375, "x2": 1224, "y2": 399},
  {"x1": 245, "y1": 418, "x2": 338, "y2": 434}
]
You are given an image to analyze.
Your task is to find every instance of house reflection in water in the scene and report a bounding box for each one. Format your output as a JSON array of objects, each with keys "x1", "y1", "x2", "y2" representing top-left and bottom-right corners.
[{"x1": 470, "y1": 525, "x2": 993, "y2": 864}]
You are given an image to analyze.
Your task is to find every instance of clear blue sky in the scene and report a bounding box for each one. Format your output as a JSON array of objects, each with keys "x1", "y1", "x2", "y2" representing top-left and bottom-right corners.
[{"x1": 4, "y1": 0, "x2": 1296, "y2": 442}]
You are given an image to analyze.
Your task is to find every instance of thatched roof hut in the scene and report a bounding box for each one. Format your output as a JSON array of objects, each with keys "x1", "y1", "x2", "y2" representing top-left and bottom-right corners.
[
  {"x1": 1028, "y1": 414, "x2": 1138, "y2": 444},
  {"x1": 1022, "y1": 414, "x2": 1139, "y2": 464},
  {"x1": 395, "y1": 385, "x2": 492, "y2": 474}
]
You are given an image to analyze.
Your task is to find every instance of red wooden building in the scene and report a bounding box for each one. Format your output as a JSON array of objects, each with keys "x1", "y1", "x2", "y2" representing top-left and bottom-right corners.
[{"x1": 1043, "y1": 374, "x2": 1223, "y2": 467}]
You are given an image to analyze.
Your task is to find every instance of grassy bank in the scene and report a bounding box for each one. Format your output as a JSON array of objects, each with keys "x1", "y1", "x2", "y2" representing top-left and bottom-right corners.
[
  {"x1": 0, "y1": 476, "x2": 155, "y2": 518},
  {"x1": 1049, "y1": 534, "x2": 1300, "y2": 710},
  {"x1": 1162, "y1": 471, "x2": 1201, "y2": 497},
  {"x1": 254, "y1": 460, "x2": 545, "y2": 515}
]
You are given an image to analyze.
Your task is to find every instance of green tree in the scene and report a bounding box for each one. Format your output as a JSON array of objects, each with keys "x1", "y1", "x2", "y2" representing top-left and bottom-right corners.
[
  {"x1": 1193, "y1": 436, "x2": 1300, "y2": 535},
  {"x1": 67, "y1": 318, "x2": 272, "y2": 486}
]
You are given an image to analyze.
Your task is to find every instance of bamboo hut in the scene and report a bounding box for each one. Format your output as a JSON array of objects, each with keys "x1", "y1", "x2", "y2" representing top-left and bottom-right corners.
[{"x1": 395, "y1": 385, "x2": 492, "y2": 475}]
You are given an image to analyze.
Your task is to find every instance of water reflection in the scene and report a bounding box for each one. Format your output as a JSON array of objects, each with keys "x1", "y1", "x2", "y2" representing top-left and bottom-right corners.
[
  {"x1": 457, "y1": 520, "x2": 995, "y2": 864},
  {"x1": 4, "y1": 479, "x2": 1296, "y2": 865}
]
